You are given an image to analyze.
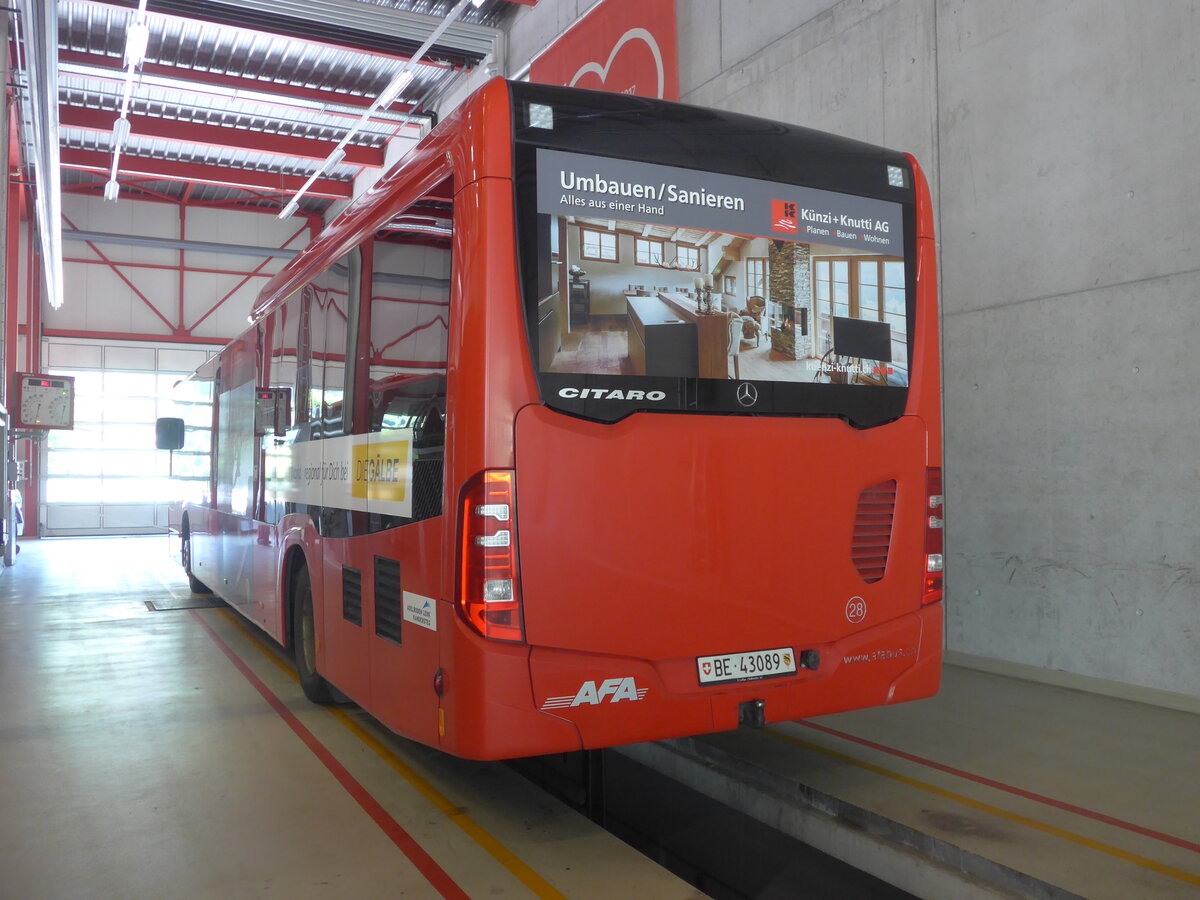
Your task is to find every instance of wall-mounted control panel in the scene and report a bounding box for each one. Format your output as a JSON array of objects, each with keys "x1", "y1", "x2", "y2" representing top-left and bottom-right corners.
[{"x1": 13, "y1": 374, "x2": 76, "y2": 430}]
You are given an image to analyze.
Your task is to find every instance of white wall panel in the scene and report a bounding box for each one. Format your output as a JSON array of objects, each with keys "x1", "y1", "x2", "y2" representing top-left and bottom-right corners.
[
  {"x1": 158, "y1": 347, "x2": 210, "y2": 372},
  {"x1": 103, "y1": 504, "x2": 158, "y2": 530},
  {"x1": 55, "y1": 194, "x2": 309, "y2": 345},
  {"x1": 45, "y1": 505, "x2": 102, "y2": 531},
  {"x1": 104, "y1": 345, "x2": 157, "y2": 371},
  {"x1": 64, "y1": 196, "x2": 177, "y2": 239},
  {"x1": 47, "y1": 342, "x2": 102, "y2": 368},
  {"x1": 187, "y1": 205, "x2": 307, "y2": 248}
]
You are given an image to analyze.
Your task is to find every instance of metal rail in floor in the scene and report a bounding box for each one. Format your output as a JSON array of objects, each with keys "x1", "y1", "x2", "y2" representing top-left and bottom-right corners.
[{"x1": 621, "y1": 666, "x2": 1200, "y2": 899}]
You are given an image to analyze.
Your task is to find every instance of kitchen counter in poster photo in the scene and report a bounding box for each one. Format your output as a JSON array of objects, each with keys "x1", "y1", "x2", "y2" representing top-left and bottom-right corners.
[{"x1": 537, "y1": 149, "x2": 909, "y2": 387}]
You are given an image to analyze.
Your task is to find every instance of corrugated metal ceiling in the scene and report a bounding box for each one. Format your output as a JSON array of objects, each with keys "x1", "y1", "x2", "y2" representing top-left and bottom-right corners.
[
  {"x1": 58, "y1": 1, "x2": 460, "y2": 113},
  {"x1": 19, "y1": 0, "x2": 519, "y2": 215},
  {"x1": 58, "y1": 70, "x2": 410, "y2": 149},
  {"x1": 66, "y1": 0, "x2": 507, "y2": 66}
]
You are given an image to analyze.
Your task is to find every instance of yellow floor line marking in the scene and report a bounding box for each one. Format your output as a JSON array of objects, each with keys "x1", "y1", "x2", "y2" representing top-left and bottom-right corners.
[
  {"x1": 766, "y1": 727, "x2": 1200, "y2": 887},
  {"x1": 214, "y1": 610, "x2": 569, "y2": 900}
]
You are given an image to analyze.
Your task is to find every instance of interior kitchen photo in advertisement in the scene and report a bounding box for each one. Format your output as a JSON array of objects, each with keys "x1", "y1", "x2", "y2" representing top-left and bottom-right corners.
[{"x1": 534, "y1": 150, "x2": 909, "y2": 387}]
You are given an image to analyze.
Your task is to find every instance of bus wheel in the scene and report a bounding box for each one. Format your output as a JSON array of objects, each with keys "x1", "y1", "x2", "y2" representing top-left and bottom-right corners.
[
  {"x1": 292, "y1": 565, "x2": 335, "y2": 704},
  {"x1": 182, "y1": 525, "x2": 212, "y2": 595}
]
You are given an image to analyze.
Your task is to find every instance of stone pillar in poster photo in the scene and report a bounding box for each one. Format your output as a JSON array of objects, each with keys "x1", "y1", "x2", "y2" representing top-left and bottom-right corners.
[{"x1": 768, "y1": 241, "x2": 812, "y2": 360}]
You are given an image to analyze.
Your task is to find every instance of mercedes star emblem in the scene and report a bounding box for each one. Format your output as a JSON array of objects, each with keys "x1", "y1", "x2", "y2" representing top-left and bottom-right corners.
[{"x1": 736, "y1": 382, "x2": 758, "y2": 407}]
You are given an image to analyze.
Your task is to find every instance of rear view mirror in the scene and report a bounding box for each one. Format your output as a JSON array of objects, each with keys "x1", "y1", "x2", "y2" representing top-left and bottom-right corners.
[{"x1": 156, "y1": 417, "x2": 185, "y2": 450}]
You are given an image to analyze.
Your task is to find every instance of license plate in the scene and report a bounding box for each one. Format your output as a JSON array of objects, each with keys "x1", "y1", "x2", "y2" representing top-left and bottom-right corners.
[{"x1": 697, "y1": 647, "x2": 797, "y2": 685}]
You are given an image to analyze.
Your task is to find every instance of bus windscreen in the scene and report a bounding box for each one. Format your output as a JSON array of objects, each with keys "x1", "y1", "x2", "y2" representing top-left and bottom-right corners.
[{"x1": 524, "y1": 147, "x2": 914, "y2": 426}]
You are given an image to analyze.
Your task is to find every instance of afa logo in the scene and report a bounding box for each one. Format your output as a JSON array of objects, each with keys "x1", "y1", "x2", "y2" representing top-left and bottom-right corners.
[
  {"x1": 772, "y1": 200, "x2": 798, "y2": 233},
  {"x1": 540, "y1": 677, "x2": 649, "y2": 710}
]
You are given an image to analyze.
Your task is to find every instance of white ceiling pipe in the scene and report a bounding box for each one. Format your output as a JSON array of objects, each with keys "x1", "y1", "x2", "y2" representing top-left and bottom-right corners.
[
  {"x1": 19, "y1": 0, "x2": 64, "y2": 310},
  {"x1": 278, "y1": 0, "x2": 484, "y2": 219}
]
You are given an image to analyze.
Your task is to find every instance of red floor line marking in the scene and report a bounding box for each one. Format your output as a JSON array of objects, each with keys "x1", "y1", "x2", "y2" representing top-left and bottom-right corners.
[
  {"x1": 797, "y1": 720, "x2": 1200, "y2": 855},
  {"x1": 189, "y1": 611, "x2": 470, "y2": 900}
]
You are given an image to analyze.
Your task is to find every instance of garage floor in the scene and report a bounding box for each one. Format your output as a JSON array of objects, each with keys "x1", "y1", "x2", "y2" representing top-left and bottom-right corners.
[
  {"x1": 0, "y1": 536, "x2": 702, "y2": 900},
  {"x1": 6, "y1": 535, "x2": 1197, "y2": 899}
]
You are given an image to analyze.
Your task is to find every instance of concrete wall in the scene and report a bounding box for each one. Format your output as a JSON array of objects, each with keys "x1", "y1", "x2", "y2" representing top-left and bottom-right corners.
[
  {"x1": 934, "y1": 1, "x2": 1200, "y2": 698},
  {"x1": 504, "y1": 0, "x2": 1200, "y2": 697}
]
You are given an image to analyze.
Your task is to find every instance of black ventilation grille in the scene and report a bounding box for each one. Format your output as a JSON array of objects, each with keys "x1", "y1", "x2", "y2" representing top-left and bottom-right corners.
[
  {"x1": 374, "y1": 556, "x2": 403, "y2": 645},
  {"x1": 852, "y1": 480, "x2": 897, "y2": 584},
  {"x1": 342, "y1": 566, "x2": 363, "y2": 626}
]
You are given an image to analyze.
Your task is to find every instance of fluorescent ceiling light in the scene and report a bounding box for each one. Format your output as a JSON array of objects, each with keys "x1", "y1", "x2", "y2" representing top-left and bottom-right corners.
[
  {"x1": 376, "y1": 71, "x2": 414, "y2": 108},
  {"x1": 124, "y1": 21, "x2": 150, "y2": 68},
  {"x1": 277, "y1": 0, "x2": 480, "y2": 217}
]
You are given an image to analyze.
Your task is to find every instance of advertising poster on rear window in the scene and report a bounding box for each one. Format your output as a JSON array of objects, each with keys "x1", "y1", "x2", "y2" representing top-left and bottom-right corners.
[{"x1": 535, "y1": 148, "x2": 909, "y2": 388}]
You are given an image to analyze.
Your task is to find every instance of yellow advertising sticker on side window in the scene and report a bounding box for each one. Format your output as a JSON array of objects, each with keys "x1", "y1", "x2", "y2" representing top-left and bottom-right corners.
[
  {"x1": 270, "y1": 429, "x2": 415, "y2": 519},
  {"x1": 352, "y1": 439, "x2": 410, "y2": 503}
]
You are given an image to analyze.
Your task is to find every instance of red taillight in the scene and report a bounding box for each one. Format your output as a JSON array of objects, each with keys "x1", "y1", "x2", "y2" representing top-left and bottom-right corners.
[
  {"x1": 922, "y1": 467, "x2": 944, "y2": 605},
  {"x1": 457, "y1": 470, "x2": 525, "y2": 642}
]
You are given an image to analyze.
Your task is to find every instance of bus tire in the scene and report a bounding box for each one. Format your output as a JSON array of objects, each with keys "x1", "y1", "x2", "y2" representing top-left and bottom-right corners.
[
  {"x1": 292, "y1": 565, "x2": 335, "y2": 704},
  {"x1": 182, "y1": 524, "x2": 212, "y2": 595}
]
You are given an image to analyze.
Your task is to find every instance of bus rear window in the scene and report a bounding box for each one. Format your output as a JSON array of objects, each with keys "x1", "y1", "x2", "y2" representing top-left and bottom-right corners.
[{"x1": 519, "y1": 144, "x2": 916, "y2": 427}]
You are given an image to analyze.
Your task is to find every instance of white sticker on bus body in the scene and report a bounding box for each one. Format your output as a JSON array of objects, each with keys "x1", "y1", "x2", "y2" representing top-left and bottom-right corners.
[
  {"x1": 539, "y1": 677, "x2": 649, "y2": 710},
  {"x1": 403, "y1": 592, "x2": 437, "y2": 631},
  {"x1": 269, "y1": 428, "x2": 414, "y2": 519}
]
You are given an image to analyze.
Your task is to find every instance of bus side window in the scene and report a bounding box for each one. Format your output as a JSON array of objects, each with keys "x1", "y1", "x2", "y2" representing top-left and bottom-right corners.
[
  {"x1": 359, "y1": 178, "x2": 453, "y2": 523},
  {"x1": 269, "y1": 293, "x2": 304, "y2": 431},
  {"x1": 306, "y1": 251, "x2": 361, "y2": 435},
  {"x1": 213, "y1": 340, "x2": 258, "y2": 518}
]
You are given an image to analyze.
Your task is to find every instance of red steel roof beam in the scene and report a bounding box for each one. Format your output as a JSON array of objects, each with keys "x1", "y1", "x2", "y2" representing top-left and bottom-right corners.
[
  {"x1": 59, "y1": 106, "x2": 385, "y2": 168},
  {"x1": 60, "y1": 148, "x2": 353, "y2": 200},
  {"x1": 58, "y1": 49, "x2": 433, "y2": 116}
]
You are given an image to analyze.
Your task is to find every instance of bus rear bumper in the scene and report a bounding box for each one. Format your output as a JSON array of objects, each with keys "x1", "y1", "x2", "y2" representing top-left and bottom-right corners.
[
  {"x1": 437, "y1": 628, "x2": 587, "y2": 760},
  {"x1": 526, "y1": 603, "x2": 943, "y2": 752}
]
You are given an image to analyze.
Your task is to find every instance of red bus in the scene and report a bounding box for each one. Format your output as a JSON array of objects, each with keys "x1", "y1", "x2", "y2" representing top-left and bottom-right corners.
[{"x1": 166, "y1": 78, "x2": 943, "y2": 760}]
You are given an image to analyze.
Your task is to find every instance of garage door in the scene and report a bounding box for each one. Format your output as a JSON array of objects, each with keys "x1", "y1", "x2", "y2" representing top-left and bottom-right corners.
[{"x1": 42, "y1": 341, "x2": 216, "y2": 536}]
